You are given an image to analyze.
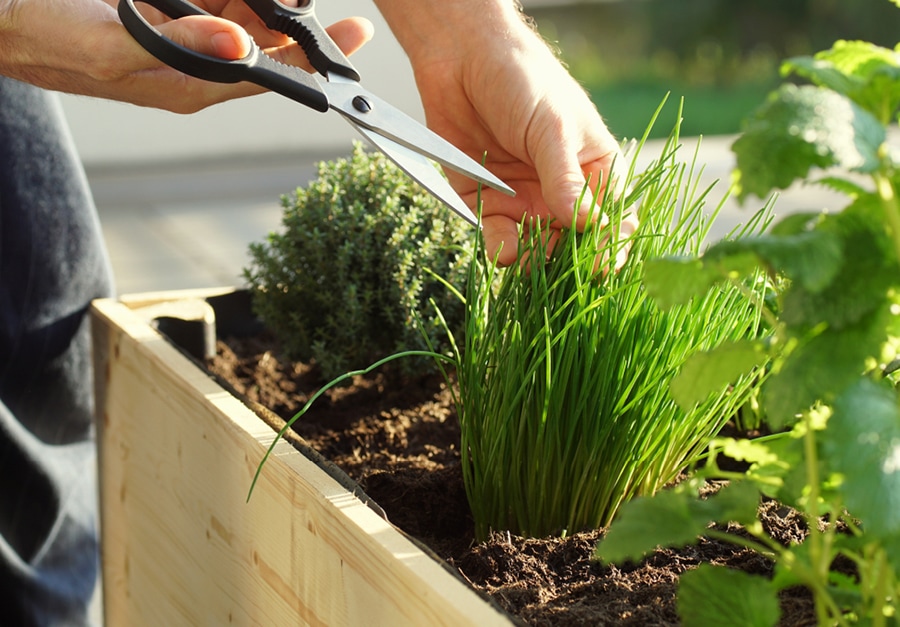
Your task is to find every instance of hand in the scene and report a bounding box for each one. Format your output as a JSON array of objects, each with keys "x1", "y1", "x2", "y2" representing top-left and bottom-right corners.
[
  {"x1": 374, "y1": 1, "x2": 637, "y2": 266},
  {"x1": 0, "y1": 0, "x2": 372, "y2": 112}
]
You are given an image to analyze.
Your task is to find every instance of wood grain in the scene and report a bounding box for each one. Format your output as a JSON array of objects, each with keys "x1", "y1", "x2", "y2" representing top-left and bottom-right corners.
[{"x1": 91, "y1": 294, "x2": 510, "y2": 626}]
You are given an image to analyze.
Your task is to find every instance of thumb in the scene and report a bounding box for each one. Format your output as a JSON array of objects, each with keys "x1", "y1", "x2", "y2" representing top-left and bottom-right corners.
[
  {"x1": 535, "y1": 139, "x2": 623, "y2": 231},
  {"x1": 155, "y1": 15, "x2": 252, "y2": 61},
  {"x1": 532, "y1": 141, "x2": 596, "y2": 230}
]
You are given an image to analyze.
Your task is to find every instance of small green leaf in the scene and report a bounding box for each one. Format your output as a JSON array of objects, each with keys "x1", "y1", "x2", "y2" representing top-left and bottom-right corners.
[
  {"x1": 644, "y1": 251, "x2": 759, "y2": 309},
  {"x1": 597, "y1": 481, "x2": 761, "y2": 564},
  {"x1": 670, "y1": 339, "x2": 769, "y2": 408},
  {"x1": 708, "y1": 230, "x2": 843, "y2": 294},
  {"x1": 784, "y1": 41, "x2": 900, "y2": 123},
  {"x1": 812, "y1": 176, "x2": 869, "y2": 199},
  {"x1": 705, "y1": 480, "x2": 764, "y2": 527},
  {"x1": 763, "y1": 303, "x2": 893, "y2": 428},
  {"x1": 643, "y1": 257, "x2": 719, "y2": 309},
  {"x1": 732, "y1": 84, "x2": 885, "y2": 201},
  {"x1": 745, "y1": 430, "x2": 806, "y2": 501},
  {"x1": 596, "y1": 487, "x2": 707, "y2": 564},
  {"x1": 678, "y1": 565, "x2": 781, "y2": 627},
  {"x1": 826, "y1": 571, "x2": 865, "y2": 611},
  {"x1": 779, "y1": 197, "x2": 896, "y2": 330},
  {"x1": 767, "y1": 212, "x2": 826, "y2": 237},
  {"x1": 823, "y1": 378, "x2": 900, "y2": 537},
  {"x1": 715, "y1": 437, "x2": 781, "y2": 467}
]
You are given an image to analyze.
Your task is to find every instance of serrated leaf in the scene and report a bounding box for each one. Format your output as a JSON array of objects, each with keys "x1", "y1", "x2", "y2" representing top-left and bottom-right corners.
[
  {"x1": 763, "y1": 304, "x2": 893, "y2": 429},
  {"x1": 678, "y1": 565, "x2": 781, "y2": 627},
  {"x1": 768, "y1": 212, "x2": 826, "y2": 237},
  {"x1": 709, "y1": 230, "x2": 843, "y2": 294},
  {"x1": 779, "y1": 196, "x2": 895, "y2": 329},
  {"x1": 782, "y1": 55, "x2": 859, "y2": 101},
  {"x1": 823, "y1": 378, "x2": 900, "y2": 537},
  {"x1": 785, "y1": 41, "x2": 900, "y2": 123},
  {"x1": 705, "y1": 479, "x2": 764, "y2": 527},
  {"x1": 670, "y1": 339, "x2": 769, "y2": 408},
  {"x1": 812, "y1": 176, "x2": 869, "y2": 198},
  {"x1": 643, "y1": 257, "x2": 717, "y2": 309},
  {"x1": 596, "y1": 488, "x2": 707, "y2": 564},
  {"x1": 597, "y1": 482, "x2": 761, "y2": 564},
  {"x1": 716, "y1": 437, "x2": 782, "y2": 467},
  {"x1": 732, "y1": 84, "x2": 885, "y2": 201},
  {"x1": 644, "y1": 251, "x2": 760, "y2": 309},
  {"x1": 711, "y1": 436, "x2": 799, "y2": 500}
]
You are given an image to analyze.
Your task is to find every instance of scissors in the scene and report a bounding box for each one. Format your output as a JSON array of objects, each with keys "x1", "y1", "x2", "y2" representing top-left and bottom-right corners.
[{"x1": 117, "y1": 0, "x2": 516, "y2": 226}]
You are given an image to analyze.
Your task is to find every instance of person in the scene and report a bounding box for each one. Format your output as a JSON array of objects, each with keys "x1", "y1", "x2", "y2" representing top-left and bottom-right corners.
[{"x1": 0, "y1": 0, "x2": 632, "y2": 623}]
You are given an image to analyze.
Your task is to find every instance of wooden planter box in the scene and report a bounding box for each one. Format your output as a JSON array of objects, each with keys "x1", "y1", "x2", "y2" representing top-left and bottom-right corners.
[{"x1": 91, "y1": 288, "x2": 511, "y2": 626}]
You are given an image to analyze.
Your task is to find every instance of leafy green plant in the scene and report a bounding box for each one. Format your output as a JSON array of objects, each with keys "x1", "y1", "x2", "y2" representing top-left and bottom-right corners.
[
  {"x1": 247, "y1": 108, "x2": 774, "y2": 538},
  {"x1": 597, "y1": 30, "x2": 900, "y2": 627},
  {"x1": 451, "y1": 106, "x2": 773, "y2": 540},
  {"x1": 243, "y1": 142, "x2": 471, "y2": 380}
]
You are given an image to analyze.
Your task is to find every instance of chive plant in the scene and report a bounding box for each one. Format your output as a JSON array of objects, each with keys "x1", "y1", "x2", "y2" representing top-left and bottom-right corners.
[
  {"x1": 248, "y1": 107, "x2": 774, "y2": 540},
  {"x1": 454, "y1": 114, "x2": 773, "y2": 540}
]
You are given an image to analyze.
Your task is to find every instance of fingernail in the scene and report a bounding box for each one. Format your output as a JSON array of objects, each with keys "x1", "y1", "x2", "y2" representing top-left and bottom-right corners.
[
  {"x1": 211, "y1": 31, "x2": 249, "y2": 60},
  {"x1": 577, "y1": 196, "x2": 599, "y2": 218},
  {"x1": 614, "y1": 244, "x2": 630, "y2": 271}
]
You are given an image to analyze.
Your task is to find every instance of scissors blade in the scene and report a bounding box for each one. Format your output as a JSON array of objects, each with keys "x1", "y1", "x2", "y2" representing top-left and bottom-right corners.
[
  {"x1": 349, "y1": 122, "x2": 480, "y2": 226},
  {"x1": 322, "y1": 75, "x2": 516, "y2": 198}
]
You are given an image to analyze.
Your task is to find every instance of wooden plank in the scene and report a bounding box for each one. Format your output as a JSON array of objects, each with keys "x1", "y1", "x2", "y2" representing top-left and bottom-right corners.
[
  {"x1": 91, "y1": 296, "x2": 510, "y2": 626},
  {"x1": 117, "y1": 286, "x2": 236, "y2": 310}
]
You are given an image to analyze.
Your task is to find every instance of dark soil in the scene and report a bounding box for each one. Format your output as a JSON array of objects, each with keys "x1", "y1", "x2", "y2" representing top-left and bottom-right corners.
[{"x1": 206, "y1": 331, "x2": 817, "y2": 626}]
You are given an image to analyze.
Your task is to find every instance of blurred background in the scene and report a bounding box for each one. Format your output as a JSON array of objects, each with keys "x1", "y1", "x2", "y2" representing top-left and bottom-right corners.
[
  {"x1": 60, "y1": 0, "x2": 900, "y2": 295},
  {"x1": 527, "y1": 0, "x2": 900, "y2": 138}
]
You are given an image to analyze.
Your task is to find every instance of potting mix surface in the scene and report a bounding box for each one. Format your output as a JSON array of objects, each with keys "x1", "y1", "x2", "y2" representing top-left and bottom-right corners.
[{"x1": 207, "y1": 332, "x2": 818, "y2": 626}]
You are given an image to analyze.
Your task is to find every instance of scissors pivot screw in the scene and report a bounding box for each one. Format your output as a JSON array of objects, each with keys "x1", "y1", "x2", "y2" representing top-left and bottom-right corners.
[{"x1": 352, "y1": 95, "x2": 372, "y2": 113}]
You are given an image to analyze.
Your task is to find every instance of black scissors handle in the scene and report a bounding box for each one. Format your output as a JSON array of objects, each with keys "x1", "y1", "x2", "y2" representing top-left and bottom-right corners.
[
  {"x1": 118, "y1": 0, "x2": 329, "y2": 112},
  {"x1": 242, "y1": 0, "x2": 359, "y2": 81}
]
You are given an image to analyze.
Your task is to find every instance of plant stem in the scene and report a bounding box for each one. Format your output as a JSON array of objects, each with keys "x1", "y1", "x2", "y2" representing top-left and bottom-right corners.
[
  {"x1": 871, "y1": 547, "x2": 888, "y2": 627},
  {"x1": 875, "y1": 171, "x2": 900, "y2": 265},
  {"x1": 703, "y1": 528, "x2": 780, "y2": 559},
  {"x1": 801, "y1": 413, "x2": 841, "y2": 626},
  {"x1": 249, "y1": 349, "x2": 453, "y2": 500}
]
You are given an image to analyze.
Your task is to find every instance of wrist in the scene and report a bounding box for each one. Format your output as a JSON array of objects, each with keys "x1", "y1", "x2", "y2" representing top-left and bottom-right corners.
[{"x1": 374, "y1": 0, "x2": 537, "y2": 66}]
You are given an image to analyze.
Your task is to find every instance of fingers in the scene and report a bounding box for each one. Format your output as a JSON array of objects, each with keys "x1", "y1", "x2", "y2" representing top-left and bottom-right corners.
[
  {"x1": 530, "y1": 129, "x2": 598, "y2": 227},
  {"x1": 102, "y1": 14, "x2": 372, "y2": 112},
  {"x1": 155, "y1": 15, "x2": 373, "y2": 69},
  {"x1": 617, "y1": 210, "x2": 640, "y2": 266},
  {"x1": 326, "y1": 17, "x2": 375, "y2": 58},
  {"x1": 531, "y1": 123, "x2": 622, "y2": 231},
  {"x1": 266, "y1": 17, "x2": 373, "y2": 71},
  {"x1": 596, "y1": 209, "x2": 639, "y2": 276},
  {"x1": 484, "y1": 209, "x2": 639, "y2": 275},
  {"x1": 482, "y1": 214, "x2": 522, "y2": 267},
  {"x1": 154, "y1": 15, "x2": 251, "y2": 60}
]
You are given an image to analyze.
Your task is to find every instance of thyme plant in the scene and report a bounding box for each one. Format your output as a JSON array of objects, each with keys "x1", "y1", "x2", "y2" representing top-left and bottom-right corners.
[
  {"x1": 243, "y1": 142, "x2": 470, "y2": 380},
  {"x1": 454, "y1": 111, "x2": 773, "y2": 540}
]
